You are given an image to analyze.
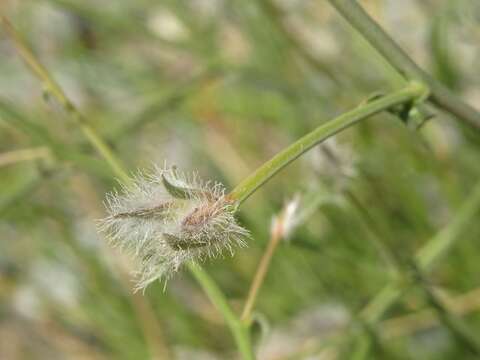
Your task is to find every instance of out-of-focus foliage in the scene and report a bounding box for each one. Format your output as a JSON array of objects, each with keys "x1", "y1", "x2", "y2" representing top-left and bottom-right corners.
[{"x1": 1, "y1": 0, "x2": 480, "y2": 359}]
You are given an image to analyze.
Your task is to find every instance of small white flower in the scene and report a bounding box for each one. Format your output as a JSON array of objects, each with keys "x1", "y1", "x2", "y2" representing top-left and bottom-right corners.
[{"x1": 98, "y1": 165, "x2": 249, "y2": 291}]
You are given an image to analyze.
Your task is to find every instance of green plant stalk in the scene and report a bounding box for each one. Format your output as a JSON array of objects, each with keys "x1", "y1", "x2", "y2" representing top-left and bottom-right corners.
[
  {"x1": 326, "y1": 0, "x2": 480, "y2": 131},
  {"x1": 229, "y1": 81, "x2": 428, "y2": 203},
  {"x1": 2, "y1": 16, "x2": 255, "y2": 359},
  {"x1": 188, "y1": 263, "x2": 255, "y2": 360},
  {"x1": 361, "y1": 179, "x2": 480, "y2": 324}
]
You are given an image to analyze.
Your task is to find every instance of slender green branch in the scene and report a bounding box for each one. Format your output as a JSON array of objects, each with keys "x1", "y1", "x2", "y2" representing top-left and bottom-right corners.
[
  {"x1": 326, "y1": 0, "x2": 480, "y2": 131},
  {"x1": 228, "y1": 81, "x2": 428, "y2": 203},
  {"x1": 188, "y1": 263, "x2": 254, "y2": 360}
]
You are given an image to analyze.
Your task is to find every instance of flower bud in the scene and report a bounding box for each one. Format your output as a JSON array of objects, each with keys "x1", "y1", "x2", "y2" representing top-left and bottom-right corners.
[{"x1": 98, "y1": 165, "x2": 249, "y2": 291}]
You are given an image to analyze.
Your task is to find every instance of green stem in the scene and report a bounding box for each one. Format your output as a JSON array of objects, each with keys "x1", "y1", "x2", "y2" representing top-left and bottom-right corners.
[
  {"x1": 326, "y1": 0, "x2": 480, "y2": 131},
  {"x1": 188, "y1": 263, "x2": 255, "y2": 360},
  {"x1": 229, "y1": 81, "x2": 428, "y2": 204}
]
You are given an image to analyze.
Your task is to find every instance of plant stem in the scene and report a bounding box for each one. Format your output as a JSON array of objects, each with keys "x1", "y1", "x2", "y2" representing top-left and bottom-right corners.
[
  {"x1": 188, "y1": 263, "x2": 255, "y2": 360},
  {"x1": 326, "y1": 0, "x2": 480, "y2": 131},
  {"x1": 228, "y1": 81, "x2": 428, "y2": 204}
]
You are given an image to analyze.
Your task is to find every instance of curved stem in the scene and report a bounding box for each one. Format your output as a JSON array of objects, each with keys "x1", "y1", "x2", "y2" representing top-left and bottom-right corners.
[
  {"x1": 228, "y1": 81, "x2": 428, "y2": 204},
  {"x1": 188, "y1": 263, "x2": 255, "y2": 360},
  {"x1": 326, "y1": 0, "x2": 480, "y2": 131}
]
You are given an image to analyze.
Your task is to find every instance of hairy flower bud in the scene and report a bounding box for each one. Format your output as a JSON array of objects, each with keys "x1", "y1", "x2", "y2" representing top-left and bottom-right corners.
[{"x1": 98, "y1": 165, "x2": 249, "y2": 291}]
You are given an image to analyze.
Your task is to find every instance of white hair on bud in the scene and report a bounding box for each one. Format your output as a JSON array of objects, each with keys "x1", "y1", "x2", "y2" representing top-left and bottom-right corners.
[{"x1": 97, "y1": 165, "x2": 249, "y2": 291}]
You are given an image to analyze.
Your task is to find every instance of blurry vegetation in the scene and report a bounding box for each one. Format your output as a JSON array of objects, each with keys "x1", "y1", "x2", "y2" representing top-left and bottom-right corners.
[{"x1": 1, "y1": 0, "x2": 480, "y2": 359}]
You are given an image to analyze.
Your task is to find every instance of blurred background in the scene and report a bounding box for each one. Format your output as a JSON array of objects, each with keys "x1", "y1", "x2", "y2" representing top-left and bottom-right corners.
[{"x1": 1, "y1": 0, "x2": 480, "y2": 359}]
